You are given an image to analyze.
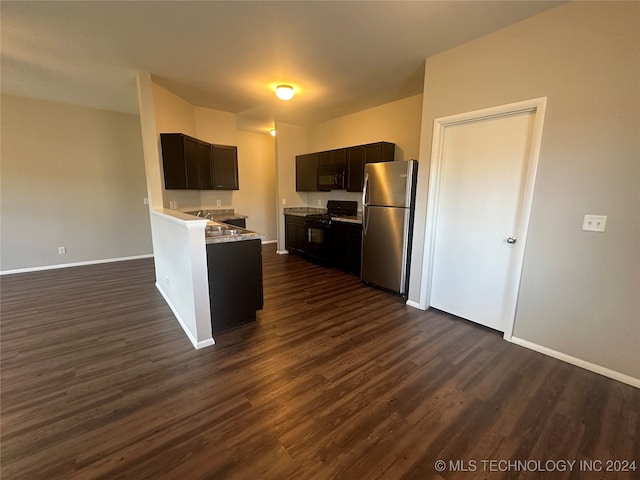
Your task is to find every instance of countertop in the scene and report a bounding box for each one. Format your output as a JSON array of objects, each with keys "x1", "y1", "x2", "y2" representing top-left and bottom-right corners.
[
  {"x1": 183, "y1": 208, "x2": 248, "y2": 223},
  {"x1": 282, "y1": 207, "x2": 326, "y2": 217},
  {"x1": 204, "y1": 221, "x2": 265, "y2": 244},
  {"x1": 283, "y1": 207, "x2": 362, "y2": 225},
  {"x1": 177, "y1": 209, "x2": 264, "y2": 244}
]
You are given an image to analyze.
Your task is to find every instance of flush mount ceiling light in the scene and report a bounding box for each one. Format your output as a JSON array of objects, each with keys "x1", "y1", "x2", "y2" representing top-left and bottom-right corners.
[
  {"x1": 269, "y1": 128, "x2": 276, "y2": 137},
  {"x1": 275, "y1": 84, "x2": 295, "y2": 101}
]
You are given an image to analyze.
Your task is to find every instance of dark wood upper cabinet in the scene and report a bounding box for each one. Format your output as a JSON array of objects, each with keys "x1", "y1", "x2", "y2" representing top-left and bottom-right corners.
[
  {"x1": 212, "y1": 144, "x2": 239, "y2": 190},
  {"x1": 160, "y1": 133, "x2": 238, "y2": 190},
  {"x1": 346, "y1": 146, "x2": 365, "y2": 193},
  {"x1": 160, "y1": 133, "x2": 189, "y2": 189},
  {"x1": 197, "y1": 142, "x2": 214, "y2": 190},
  {"x1": 296, "y1": 153, "x2": 319, "y2": 192},
  {"x1": 182, "y1": 137, "x2": 201, "y2": 189},
  {"x1": 346, "y1": 141, "x2": 395, "y2": 192},
  {"x1": 297, "y1": 142, "x2": 394, "y2": 193},
  {"x1": 318, "y1": 148, "x2": 347, "y2": 166}
]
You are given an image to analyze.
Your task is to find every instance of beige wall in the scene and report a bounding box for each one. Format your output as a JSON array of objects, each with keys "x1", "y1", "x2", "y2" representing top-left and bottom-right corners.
[
  {"x1": 272, "y1": 94, "x2": 423, "y2": 251},
  {"x1": 308, "y1": 94, "x2": 423, "y2": 158},
  {"x1": 196, "y1": 107, "x2": 277, "y2": 238},
  {"x1": 151, "y1": 83, "x2": 277, "y2": 240},
  {"x1": 274, "y1": 122, "x2": 309, "y2": 252},
  {"x1": 305, "y1": 94, "x2": 424, "y2": 209},
  {"x1": 0, "y1": 95, "x2": 152, "y2": 271},
  {"x1": 409, "y1": 1, "x2": 639, "y2": 379},
  {"x1": 152, "y1": 83, "x2": 200, "y2": 209},
  {"x1": 277, "y1": 95, "x2": 422, "y2": 221}
]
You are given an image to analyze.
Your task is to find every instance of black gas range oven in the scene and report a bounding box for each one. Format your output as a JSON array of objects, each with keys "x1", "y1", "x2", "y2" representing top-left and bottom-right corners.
[{"x1": 304, "y1": 200, "x2": 358, "y2": 266}]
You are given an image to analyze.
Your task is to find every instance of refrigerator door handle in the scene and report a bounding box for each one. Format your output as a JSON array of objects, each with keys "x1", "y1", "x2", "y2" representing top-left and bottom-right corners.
[
  {"x1": 362, "y1": 172, "x2": 370, "y2": 206},
  {"x1": 362, "y1": 172, "x2": 370, "y2": 235},
  {"x1": 399, "y1": 207, "x2": 411, "y2": 294}
]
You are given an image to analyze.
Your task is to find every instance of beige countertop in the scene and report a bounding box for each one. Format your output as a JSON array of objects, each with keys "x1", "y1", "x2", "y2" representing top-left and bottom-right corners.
[
  {"x1": 282, "y1": 207, "x2": 326, "y2": 217},
  {"x1": 183, "y1": 209, "x2": 248, "y2": 223},
  {"x1": 204, "y1": 221, "x2": 265, "y2": 244},
  {"x1": 162, "y1": 209, "x2": 263, "y2": 244}
]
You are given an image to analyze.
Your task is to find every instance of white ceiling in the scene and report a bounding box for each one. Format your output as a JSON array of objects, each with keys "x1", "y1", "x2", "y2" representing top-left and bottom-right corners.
[{"x1": 1, "y1": 1, "x2": 563, "y2": 129}]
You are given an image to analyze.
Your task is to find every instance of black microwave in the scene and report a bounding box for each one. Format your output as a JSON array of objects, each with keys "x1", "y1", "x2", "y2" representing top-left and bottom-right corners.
[{"x1": 317, "y1": 164, "x2": 346, "y2": 190}]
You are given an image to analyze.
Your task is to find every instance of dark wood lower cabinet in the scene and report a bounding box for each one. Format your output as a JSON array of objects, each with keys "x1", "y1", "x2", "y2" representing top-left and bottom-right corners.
[
  {"x1": 331, "y1": 221, "x2": 362, "y2": 276},
  {"x1": 223, "y1": 218, "x2": 246, "y2": 228},
  {"x1": 285, "y1": 215, "x2": 362, "y2": 276},
  {"x1": 285, "y1": 215, "x2": 307, "y2": 254},
  {"x1": 206, "y1": 239, "x2": 263, "y2": 333}
]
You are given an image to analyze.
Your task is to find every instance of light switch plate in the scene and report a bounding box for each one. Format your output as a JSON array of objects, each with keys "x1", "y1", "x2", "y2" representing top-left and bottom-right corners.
[{"x1": 582, "y1": 214, "x2": 607, "y2": 232}]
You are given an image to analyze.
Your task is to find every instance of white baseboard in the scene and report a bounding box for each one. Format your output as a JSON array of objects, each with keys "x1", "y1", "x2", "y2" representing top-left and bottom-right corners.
[
  {"x1": 510, "y1": 336, "x2": 639, "y2": 388},
  {"x1": 261, "y1": 239, "x2": 277, "y2": 245},
  {"x1": 0, "y1": 254, "x2": 154, "y2": 276},
  {"x1": 406, "y1": 300, "x2": 426, "y2": 310},
  {"x1": 155, "y1": 282, "x2": 215, "y2": 350},
  {"x1": 196, "y1": 338, "x2": 215, "y2": 349},
  {"x1": 276, "y1": 250, "x2": 289, "y2": 255}
]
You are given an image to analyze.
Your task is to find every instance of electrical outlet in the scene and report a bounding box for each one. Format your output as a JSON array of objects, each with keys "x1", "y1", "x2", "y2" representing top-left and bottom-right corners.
[
  {"x1": 169, "y1": 200, "x2": 178, "y2": 210},
  {"x1": 143, "y1": 197, "x2": 149, "y2": 205},
  {"x1": 216, "y1": 199, "x2": 221, "y2": 207},
  {"x1": 582, "y1": 214, "x2": 607, "y2": 232},
  {"x1": 58, "y1": 246, "x2": 66, "y2": 255},
  {"x1": 317, "y1": 199, "x2": 322, "y2": 206},
  {"x1": 165, "y1": 276, "x2": 170, "y2": 286},
  {"x1": 282, "y1": 198, "x2": 287, "y2": 205}
]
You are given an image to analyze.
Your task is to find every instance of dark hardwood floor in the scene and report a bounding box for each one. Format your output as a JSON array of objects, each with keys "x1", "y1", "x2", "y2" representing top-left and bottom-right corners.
[{"x1": 1, "y1": 245, "x2": 638, "y2": 479}]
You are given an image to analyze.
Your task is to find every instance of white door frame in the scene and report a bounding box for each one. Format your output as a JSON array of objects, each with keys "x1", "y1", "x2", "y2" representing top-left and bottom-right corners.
[{"x1": 417, "y1": 97, "x2": 547, "y2": 340}]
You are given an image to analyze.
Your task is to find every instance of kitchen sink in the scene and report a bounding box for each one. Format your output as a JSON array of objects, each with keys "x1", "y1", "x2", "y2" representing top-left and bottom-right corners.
[{"x1": 205, "y1": 224, "x2": 245, "y2": 238}]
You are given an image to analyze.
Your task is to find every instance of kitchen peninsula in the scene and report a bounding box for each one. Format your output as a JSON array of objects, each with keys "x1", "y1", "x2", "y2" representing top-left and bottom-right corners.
[
  {"x1": 148, "y1": 208, "x2": 265, "y2": 349},
  {"x1": 202, "y1": 217, "x2": 264, "y2": 333}
]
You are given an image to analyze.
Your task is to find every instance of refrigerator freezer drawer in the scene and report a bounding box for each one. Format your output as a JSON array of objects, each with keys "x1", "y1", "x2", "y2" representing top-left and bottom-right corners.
[{"x1": 361, "y1": 205, "x2": 410, "y2": 294}]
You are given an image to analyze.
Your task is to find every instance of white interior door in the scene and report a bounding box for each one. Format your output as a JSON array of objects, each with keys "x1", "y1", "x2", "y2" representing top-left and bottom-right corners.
[{"x1": 429, "y1": 111, "x2": 536, "y2": 332}]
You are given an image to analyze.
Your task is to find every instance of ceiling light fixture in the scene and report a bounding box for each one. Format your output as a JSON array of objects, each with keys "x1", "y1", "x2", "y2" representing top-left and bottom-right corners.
[
  {"x1": 275, "y1": 84, "x2": 295, "y2": 101},
  {"x1": 269, "y1": 128, "x2": 276, "y2": 137}
]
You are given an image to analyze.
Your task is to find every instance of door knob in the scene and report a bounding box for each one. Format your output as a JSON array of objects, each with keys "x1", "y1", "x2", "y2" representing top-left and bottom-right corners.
[{"x1": 507, "y1": 237, "x2": 517, "y2": 244}]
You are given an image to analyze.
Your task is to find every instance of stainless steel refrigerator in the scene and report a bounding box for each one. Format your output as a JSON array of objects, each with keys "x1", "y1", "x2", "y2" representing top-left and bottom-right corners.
[{"x1": 361, "y1": 160, "x2": 418, "y2": 295}]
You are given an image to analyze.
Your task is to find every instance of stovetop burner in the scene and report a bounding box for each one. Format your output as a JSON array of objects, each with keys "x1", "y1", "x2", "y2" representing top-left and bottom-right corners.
[{"x1": 305, "y1": 200, "x2": 358, "y2": 227}]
